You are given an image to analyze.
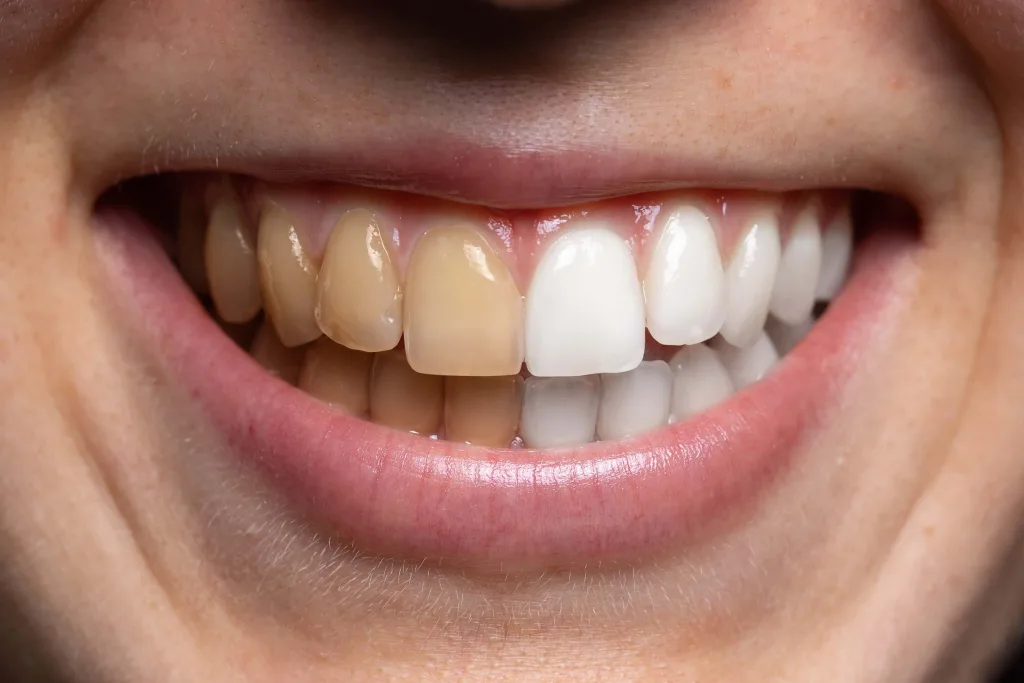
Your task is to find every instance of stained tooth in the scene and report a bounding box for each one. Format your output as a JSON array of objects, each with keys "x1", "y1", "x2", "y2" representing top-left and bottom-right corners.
[
  {"x1": 250, "y1": 322, "x2": 305, "y2": 385},
  {"x1": 668, "y1": 344, "x2": 735, "y2": 421},
  {"x1": 715, "y1": 332, "x2": 779, "y2": 389},
  {"x1": 720, "y1": 213, "x2": 782, "y2": 348},
  {"x1": 257, "y1": 206, "x2": 322, "y2": 347},
  {"x1": 526, "y1": 227, "x2": 646, "y2": 377},
  {"x1": 815, "y1": 205, "x2": 853, "y2": 301},
  {"x1": 178, "y1": 192, "x2": 209, "y2": 294},
  {"x1": 316, "y1": 209, "x2": 403, "y2": 353},
  {"x1": 769, "y1": 204, "x2": 822, "y2": 324},
  {"x1": 404, "y1": 226, "x2": 523, "y2": 376},
  {"x1": 644, "y1": 206, "x2": 726, "y2": 346},
  {"x1": 205, "y1": 195, "x2": 262, "y2": 324},
  {"x1": 765, "y1": 315, "x2": 813, "y2": 355},
  {"x1": 597, "y1": 361, "x2": 673, "y2": 441},
  {"x1": 369, "y1": 350, "x2": 444, "y2": 435},
  {"x1": 520, "y1": 376, "x2": 600, "y2": 448},
  {"x1": 298, "y1": 337, "x2": 373, "y2": 414},
  {"x1": 444, "y1": 376, "x2": 522, "y2": 448}
]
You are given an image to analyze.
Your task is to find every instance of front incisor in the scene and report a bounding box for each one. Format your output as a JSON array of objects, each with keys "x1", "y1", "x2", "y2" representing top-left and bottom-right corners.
[
  {"x1": 257, "y1": 206, "x2": 322, "y2": 348},
  {"x1": 205, "y1": 197, "x2": 262, "y2": 323},
  {"x1": 250, "y1": 322, "x2": 305, "y2": 386},
  {"x1": 369, "y1": 350, "x2": 444, "y2": 435},
  {"x1": 298, "y1": 337, "x2": 373, "y2": 415},
  {"x1": 404, "y1": 226, "x2": 524, "y2": 376},
  {"x1": 445, "y1": 376, "x2": 523, "y2": 448}
]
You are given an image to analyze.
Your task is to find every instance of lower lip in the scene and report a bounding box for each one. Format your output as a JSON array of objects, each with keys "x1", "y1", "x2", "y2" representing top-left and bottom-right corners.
[{"x1": 94, "y1": 206, "x2": 913, "y2": 572}]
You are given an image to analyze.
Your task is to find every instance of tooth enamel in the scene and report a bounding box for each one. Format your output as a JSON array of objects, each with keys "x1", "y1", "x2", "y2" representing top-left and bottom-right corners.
[
  {"x1": 715, "y1": 332, "x2": 779, "y2": 389},
  {"x1": 643, "y1": 206, "x2": 726, "y2": 345},
  {"x1": 720, "y1": 213, "x2": 782, "y2": 348},
  {"x1": 765, "y1": 315, "x2": 813, "y2": 355},
  {"x1": 257, "y1": 206, "x2": 322, "y2": 347},
  {"x1": 404, "y1": 226, "x2": 524, "y2": 376},
  {"x1": 444, "y1": 376, "x2": 523, "y2": 448},
  {"x1": 369, "y1": 350, "x2": 445, "y2": 435},
  {"x1": 526, "y1": 227, "x2": 645, "y2": 377},
  {"x1": 520, "y1": 376, "x2": 600, "y2": 448},
  {"x1": 298, "y1": 337, "x2": 373, "y2": 415},
  {"x1": 316, "y1": 209, "x2": 403, "y2": 353},
  {"x1": 250, "y1": 322, "x2": 305, "y2": 385},
  {"x1": 178, "y1": 192, "x2": 209, "y2": 294},
  {"x1": 668, "y1": 344, "x2": 735, "y2": 421},
  {"x1": 596, "y1": 361, "x2": 673, "y2": 441},
  {"x1": 769, "y1": 204, "x2": 822, "y2": 324},
  {"x1": 815, "y1": 205, "x2": 853, "y2": 301},
  {"x1": 205, "y1": 195, "x2": 263, "y2": 324}
]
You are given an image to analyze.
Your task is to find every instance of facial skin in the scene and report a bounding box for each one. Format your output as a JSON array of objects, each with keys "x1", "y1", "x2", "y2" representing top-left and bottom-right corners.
[{"x1": 2, "y1": 0, "x2": 1024, "y2": 681}]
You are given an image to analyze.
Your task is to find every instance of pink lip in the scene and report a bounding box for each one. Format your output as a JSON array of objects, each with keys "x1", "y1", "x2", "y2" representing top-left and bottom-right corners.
[{"x1": 94, "y1": 205, "x2": 912, "y2": 572}]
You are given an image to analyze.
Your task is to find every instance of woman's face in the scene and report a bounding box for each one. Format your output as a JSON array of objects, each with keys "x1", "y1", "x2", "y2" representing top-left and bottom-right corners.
[{"x1": 2, "y1": 0, "x2": 1024, "y2": 680}]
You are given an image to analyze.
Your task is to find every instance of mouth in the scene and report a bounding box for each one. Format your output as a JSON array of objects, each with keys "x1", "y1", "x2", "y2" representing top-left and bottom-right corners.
[{"x1": 92, "y1": 169, "x2": 919, "y2": 572}]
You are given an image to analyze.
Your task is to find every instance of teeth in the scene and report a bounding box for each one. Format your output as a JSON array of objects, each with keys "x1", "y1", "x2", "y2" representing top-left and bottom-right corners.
[
  {"x1": 597, "y1": 361, "x2": 673, "y2": 441},
  {"x1": 316, "y1": 209, "x2": 403, "y2": 353},
  {"x1": 815, "y1": 205, "x2": 853, "y2": 301},
  {"x1": 205, "y1": 195, "x2": 263, "y2": 324},
  {"x1": 643, "y1": 206, "x2": 726, "y2": 346},
  {"x1": 520, "y1": 376, "x2": 601, "y2": 448},
  {"x1": 249, "y1": 322, "x2": 305, "y2": 385},
  {"x1": 715, "y1": 332, "x2": 779, "y2": 389},
  {"x1": 178, "y1": 192, "x2": 209, "y2": 294},
  {"x1": 765, "y1": 315, "x2": 813, "y2": 356},
  {"x1": 298, "y1": 337, "x2": 373, "y2": 415},
  {"x1": 720, "y1": 212, "x2": 782, "y2": 348},
  {"x1": 444, "y1": 376, "x2": 523, "y2": 448},
  {"x1": 526, "y1": 227, "x2": 646, "y2": 377},
  {"x1": 369, "y1": 350, "x2": 445, "y2": 435},
  {"x1": 668, "y1": 344, "x2": 735, "y2": 421},
  {"x1": 404, "y1": 226, "x2": 524, "y2": 376},
  {"x1": 257, "y1": 206, "x2": 322, "y2": 348},
  {"x1": 769, "y1": 204, "x2": 822, "y2": 324}
]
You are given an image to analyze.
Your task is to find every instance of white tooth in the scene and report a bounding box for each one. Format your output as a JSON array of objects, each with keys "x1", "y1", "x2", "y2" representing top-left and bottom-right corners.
[
  {"x1": 644, "y1": 206, "x2": 726, "y2": 346},
  {"x1": 720, "y1": 213, "x2": 782, "y2": 348},
  {"x1": 596, "y1": 361, "x2": 673, "y2": 441},
  {"x1": 521, "y1": 376, "x2": 601, "y2": 448},
  {"x1": 525, "y1": 227, "x2": 646, "y2": 377},
  {"x1": 815, "y1": 206, "x2": 853, "y2": 301},
  {"x1": 715, "y1": 332, "x2": 779, "y2": 389},
  {"x1": 668, "y1": 344, "x2": 735, "y2": 421},
  {"x1": 765, "y1": 315, "x2": 814, "y2": 356},
  {"x1": 769, "y1": 206, "x2": 822, "y2": 324}
]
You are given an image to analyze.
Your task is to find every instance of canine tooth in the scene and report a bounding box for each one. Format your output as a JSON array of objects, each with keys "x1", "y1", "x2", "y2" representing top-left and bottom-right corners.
[
  {"x1": 815, "y1": 205, "x2": 853, "y2": 301},
  {"x1": 178, "y1": 192, "x2": 209, "y2": 294},
  {"x1": 644, "y1": 206, "x2": 726, "y2": 345},
  {"x1": 249, "y1": 323, "x2": 304, "y2": 385},
  {"x1": 444, "y1": 376, "x2": 523, "y2": 448},
  {"x1": 597, "y1": 361, "x2": 673, "y2": 441},
  {"x1": 520, "y1": 376, "x2": 600, "y2": 448},
  {"x1": 770, "y1": 205, "x2": 822, "y2": 324},
  {"x1": 205, "y1": 195, "x2": 262, "y2": 324},
  {"x1": 716, "y1": 332, "x2": 779, "y2": 388},
  {"x1": 720, "y1": 213, "x2": 782, "y2": 348},
  {"x1": 369, "y1": 350, "x2": 444, "y2": 435},
  {"x1": 404, "y1": 226, "x2": 523, "y2": 376},
  {"x1": 257, "y1": 206, "x2": 322, "y2": 347},
  {"x1": 526, "y1": 227, "x2": 645, "y2": 377},
  {"x1": 765, "y1": 316, "x2": 813, "y2": 355},
  {"x1": 299, "y1": 337, "x2": 373, "y2": 415},
  {"x1": 668, "y1": 344, "x2": 735, "y2": 421}
]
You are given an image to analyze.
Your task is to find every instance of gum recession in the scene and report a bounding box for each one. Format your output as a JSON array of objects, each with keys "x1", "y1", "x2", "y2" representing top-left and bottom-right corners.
[{"x1": 94, "y1": 205, "x2": 913, "y2": 572}]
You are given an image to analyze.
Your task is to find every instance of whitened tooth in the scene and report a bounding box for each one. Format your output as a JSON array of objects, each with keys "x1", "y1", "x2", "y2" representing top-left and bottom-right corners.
[
  {"x1": 520, "y1": 376, "x2": 600, "y2": 448},
  {"x1": 644, "y1": 206, "x2": 726, "y2": 345},
  {"x1": 597, "y1": 361, "x2": 672, "y2": 441},
  {"x1": 525, "y1": 227, "x2": 645, "y2": 377},
  {"x1": 769, "y1": 205, "x2": 822, "y2": 324},
  {"x1": 716, "y1": 332, "x2": 779, "y2": 389},
  {"x1": 765, "y1": 316, "x2": 814, "y2": 356},
  {"x1": 815, "y1": 206, "x2": 853, "y2": 301},
  {"x1": 720, "y1": 213, "x2": 782, "y2": 348},
  {"x1": 668, "y1": 344, "x2": 735, "y2": 421}
]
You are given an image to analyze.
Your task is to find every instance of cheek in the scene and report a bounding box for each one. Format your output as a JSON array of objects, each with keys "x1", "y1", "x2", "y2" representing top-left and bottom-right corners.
[
  {"x1": 937, "y1": 0, "x2": 1024, "y2": 85},
  {"x1": 0, "y1": 0, "x2": 97, "y2": 76}
]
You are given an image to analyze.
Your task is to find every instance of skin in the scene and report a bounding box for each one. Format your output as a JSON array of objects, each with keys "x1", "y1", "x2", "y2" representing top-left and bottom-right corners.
[{"x1": 2, "y1": 0, "x2": 1024, "y2": 680}]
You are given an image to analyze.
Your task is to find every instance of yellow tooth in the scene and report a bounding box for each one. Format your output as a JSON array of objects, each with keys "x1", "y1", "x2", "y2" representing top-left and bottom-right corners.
[
  {"x1": 444, "y1": 376, "x2": 522, "y2": 448},
  {"x1": 205, "y1": 196, "x2": 262, "y2": 323},
  {"x1": 404, "y1": 226, "x2": 523, "y2": 376},
  {"x1": 257, "y1": 206, "x2": 322, "y2": 347},
  {"x1": 250, "y1": 322, "x2": 305, "y2": 386},
  {"x1": 315, "y1": 209, "x2": 403, "y2": 352},
  {"x1": 298, "y1": 337, "x2": 373, "y2": 415},
  {"x1": 178, "y1": 191, "x2": 209, "y2": 294},
  {"x1": 369, "y1": 350, "x2": 444, "y2": 435}
]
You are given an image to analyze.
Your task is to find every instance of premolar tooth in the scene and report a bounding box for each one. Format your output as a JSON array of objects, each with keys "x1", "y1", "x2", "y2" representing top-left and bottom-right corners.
[
  {"x1": 765, "y1": 315, "x2": 813, "y2": 355},
  {"x1": 257, "y1": 206, "x2": 322, "y2": 347},
  {"x1": 769, "y1": 204, "x2": 822, "y2": 324},
  {"x1": 205, "y1": 195, "x2": 262, "y2": 324},
  {"x1": 520, "y1": 376, "x2": 600, "y2": 448},
  {"x1": 716, "y1": 332, "x2": 779, "y2": 388},
  {"x1": 444, "y1": 376, "x2": 523, "y2": 448},
  {"x1": 597, "y1": 361, "x2": 672, "y2": 441},
  {"x1": 316, "y1": 209, "x2": 403, "y2": 353},
  {"x1": 668, "y1": 344, "x2": 735, "y2": 421},
  {"x1": 369, "y1": 350, "x2": 444, "y2": 435},
  {"x1": 815, "y1": 205, "x2": 853, "y2": 301},
  {"x1": 250, "y1": 323, "x2": 305, "y2": 386},
  {"x1": 298, "y1": 338, "x2": 373, "y2": 414},
  {"x1": 178, "y1": 192, "x2": 209, "y2": 294},
  {"x1": 526, "y1": 227, "x2": 645, "y2": 377},
  {"x1": 720, "y1": 213, "x2": 782, "y2": 348},
  {"x1": 644, "y1": 206, "x2": 726, "y2": 345},
  {"x1": 404, "y1": 226, "x2": 523, "y2": 376}
]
